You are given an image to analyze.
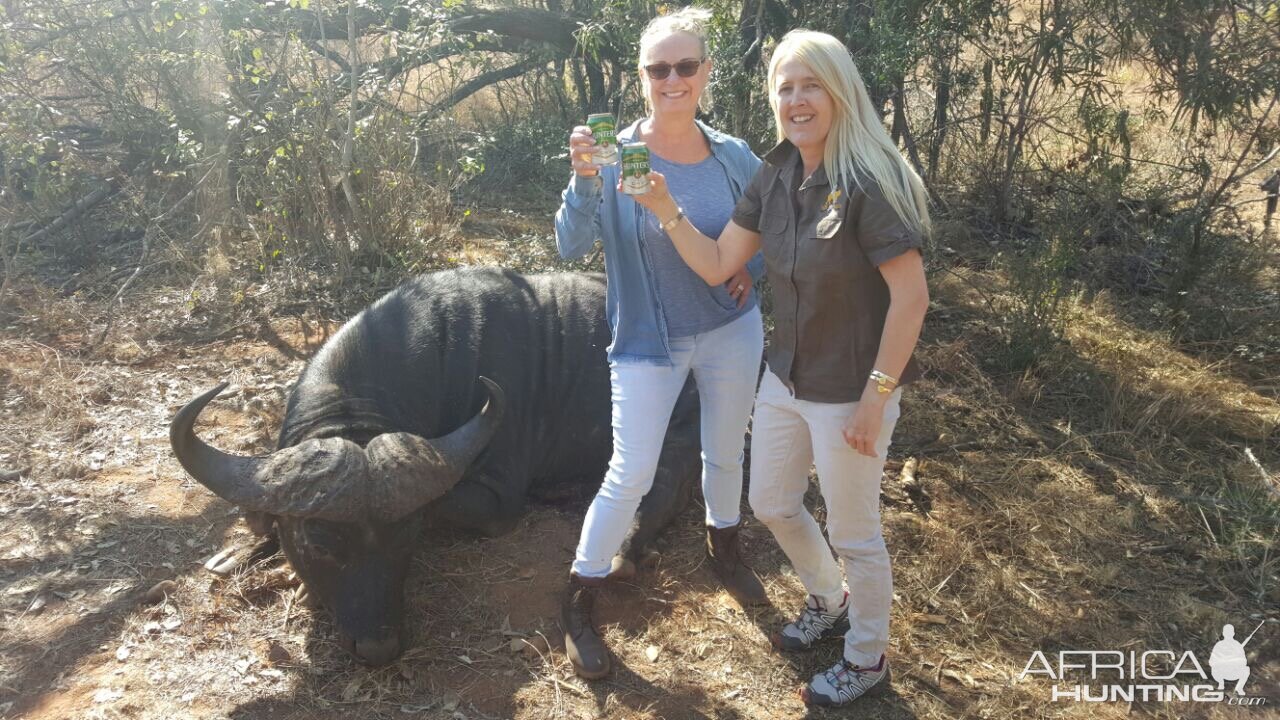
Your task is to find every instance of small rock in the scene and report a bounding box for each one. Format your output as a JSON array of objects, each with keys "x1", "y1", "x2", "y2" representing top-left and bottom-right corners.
[
  {"x1": 27, "y1": 593, "x2": 48, "y2": 614},
  {"x1": 92, "y1": 687, "x2": 123, "y2": 704},
  {"x1": 266, "y1": 641, "x2": 291, "y2": 666},
  {"x1": 143, "y1": 580, "x2": 177, "y2": 605}
]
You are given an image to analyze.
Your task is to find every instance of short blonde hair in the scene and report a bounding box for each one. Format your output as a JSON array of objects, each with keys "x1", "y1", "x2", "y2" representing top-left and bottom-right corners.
[
  {"x1": 768, "y1": 30, "x2": 930, "y2": 237},
  {"x1": 638, "y1": 6, "x2": 714, "y2": 113}
]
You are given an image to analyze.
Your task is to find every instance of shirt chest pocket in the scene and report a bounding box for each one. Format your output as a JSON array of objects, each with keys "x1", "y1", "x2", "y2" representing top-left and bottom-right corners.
[
  {"x1": 759, "y1": 211, "x2": 790, "y2": 266},
  {"x1": 800, "y1": 211, "x2": 852, "y2": 281}
]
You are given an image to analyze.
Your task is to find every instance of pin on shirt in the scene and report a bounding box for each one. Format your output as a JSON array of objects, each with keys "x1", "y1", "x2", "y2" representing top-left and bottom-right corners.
[{"x1": 823, "y1": 188, "x2": 843, "y2": 213}]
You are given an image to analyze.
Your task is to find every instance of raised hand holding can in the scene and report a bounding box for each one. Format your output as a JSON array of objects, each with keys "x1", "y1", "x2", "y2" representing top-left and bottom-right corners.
[{"x1": 587, "y1": 113, "x2": 618, "y2": 165}]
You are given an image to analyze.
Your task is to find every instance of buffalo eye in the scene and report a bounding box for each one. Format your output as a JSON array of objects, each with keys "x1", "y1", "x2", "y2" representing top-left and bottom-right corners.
[{"x1": 300, "y1": 519, "x2": 353, "y2": 563}]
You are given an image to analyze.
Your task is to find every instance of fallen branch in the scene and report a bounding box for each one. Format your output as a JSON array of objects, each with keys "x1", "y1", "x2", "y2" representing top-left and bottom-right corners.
[
  {"x1": 1244, "y1": 447, "x2": 1280, "y2": 499},
  {"x1": 21, "y1": 179, "x2": 121, "y2": 246}
]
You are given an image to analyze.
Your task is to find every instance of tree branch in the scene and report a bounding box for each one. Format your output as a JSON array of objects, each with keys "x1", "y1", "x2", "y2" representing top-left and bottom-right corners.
[{"x1": 416, "y1": 56, "x2": 548, "y2": 122}]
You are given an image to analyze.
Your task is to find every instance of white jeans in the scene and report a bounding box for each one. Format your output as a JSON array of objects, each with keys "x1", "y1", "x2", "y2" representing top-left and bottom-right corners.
[
  {"x1": 573, "y1": 306, "x2": 764, "y2": 578},
  {"x1": 749, "y1": 369, "x2": 902, "y2": 667}
]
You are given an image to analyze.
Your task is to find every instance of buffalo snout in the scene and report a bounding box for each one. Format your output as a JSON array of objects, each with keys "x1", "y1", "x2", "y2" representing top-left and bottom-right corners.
[{"x1": 346, "y1": 631, "x2": 403, "y2": 666}]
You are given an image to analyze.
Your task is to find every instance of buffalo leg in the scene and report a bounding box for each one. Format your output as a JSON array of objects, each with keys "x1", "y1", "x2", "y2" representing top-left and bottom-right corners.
[{"x1": 423, "y1": 466, "x2": 526, "y2": 538}]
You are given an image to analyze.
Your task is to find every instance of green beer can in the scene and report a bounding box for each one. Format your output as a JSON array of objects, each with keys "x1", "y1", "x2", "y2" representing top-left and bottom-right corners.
[
  {"x1": 586, "y1": 113, "x2": 618, "y2": 165},
  {"x1": 621, "y1": 143, "x2": 651, "y2": 195}
]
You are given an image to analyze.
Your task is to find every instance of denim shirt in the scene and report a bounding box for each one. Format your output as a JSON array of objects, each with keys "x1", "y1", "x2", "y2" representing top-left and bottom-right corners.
[{"x1": 554, "y1": 119, "x2": 764, "y2": 365}]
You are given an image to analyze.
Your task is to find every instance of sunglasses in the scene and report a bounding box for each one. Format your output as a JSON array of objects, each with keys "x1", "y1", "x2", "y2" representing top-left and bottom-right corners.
[{"x1": 643, "y1": 58, "x2": 705, "y2": 80}]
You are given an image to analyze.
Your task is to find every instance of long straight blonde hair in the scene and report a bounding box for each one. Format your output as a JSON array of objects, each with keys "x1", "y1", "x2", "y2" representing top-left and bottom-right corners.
[{"x1": 768, "y1": 30, "x2": 931, "y2": 237}]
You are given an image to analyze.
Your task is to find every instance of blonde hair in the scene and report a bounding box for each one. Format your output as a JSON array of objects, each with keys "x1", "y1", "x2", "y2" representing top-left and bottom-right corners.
[
  {"x1": 638, "y1": 6, "x2": 714, "y2": 114},
  {"x1": 768, "y1": 30, "x2": 930, "y2": 237}
]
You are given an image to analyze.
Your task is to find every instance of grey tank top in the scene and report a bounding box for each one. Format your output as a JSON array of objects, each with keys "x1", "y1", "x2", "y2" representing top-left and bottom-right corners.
[{"x1": 642, "y1": 152, "x2": 756, "y2": 338}]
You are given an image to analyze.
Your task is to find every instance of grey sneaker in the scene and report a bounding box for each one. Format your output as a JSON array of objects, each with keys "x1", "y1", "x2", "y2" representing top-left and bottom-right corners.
[
  {"x1": 801, "y1": 654, "x2": 891, "y2": 706},
  {"x1": 771, "y1": 592, "x2": 849, "y2": 651}
]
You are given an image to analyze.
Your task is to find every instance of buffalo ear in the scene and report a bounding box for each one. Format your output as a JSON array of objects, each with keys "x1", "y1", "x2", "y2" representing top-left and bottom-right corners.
[{"x1": 363, "y1": 376, "x2": 506, "y2": 521}]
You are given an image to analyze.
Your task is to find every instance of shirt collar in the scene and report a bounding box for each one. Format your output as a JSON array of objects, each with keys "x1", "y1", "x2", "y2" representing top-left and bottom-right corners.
[
  {"x1": 617, "y1": 117, "x2": 730, "y2": 146},
  {"x1": 766, "y1": 139, "x2": 829, "y2": 191}
]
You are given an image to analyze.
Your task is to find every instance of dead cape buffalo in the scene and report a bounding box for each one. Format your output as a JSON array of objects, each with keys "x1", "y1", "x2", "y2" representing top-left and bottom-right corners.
[{"x1": 170, "y1": 268, "x2": 702, "y2": 665}]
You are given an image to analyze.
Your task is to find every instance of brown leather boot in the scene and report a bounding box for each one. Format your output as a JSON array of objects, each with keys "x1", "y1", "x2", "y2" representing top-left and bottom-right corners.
[
  {"x1": 561, "y1": 574, "x2": 610, "y2": 679},
  {"x1": 707, "y1": 523, "x2": 768, "y2": 606}
]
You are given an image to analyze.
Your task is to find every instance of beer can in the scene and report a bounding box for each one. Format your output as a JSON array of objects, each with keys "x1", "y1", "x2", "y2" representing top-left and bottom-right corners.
[
  {"x1": 621, "y1": 143, "x2": 651, "y2": 195},
  {"x1": 586, "y1": 113, "x2": 618, "y2": 165}
]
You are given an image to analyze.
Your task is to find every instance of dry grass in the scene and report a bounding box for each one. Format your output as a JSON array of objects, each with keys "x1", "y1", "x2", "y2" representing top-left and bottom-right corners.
[{"x1": 0, "y1": 221, "x2": 1277, "y2": 720}]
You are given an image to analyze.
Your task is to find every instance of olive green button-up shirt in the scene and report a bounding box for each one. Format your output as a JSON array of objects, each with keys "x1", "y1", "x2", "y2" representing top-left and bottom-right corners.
[{"x1": 731, "y1": 141, "x2": 924, "y2": 402}]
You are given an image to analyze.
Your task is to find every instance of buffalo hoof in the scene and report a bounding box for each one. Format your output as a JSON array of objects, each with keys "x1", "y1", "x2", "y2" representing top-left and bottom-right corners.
[
  {"x1": 638, "y1": 548, "x2": 662, "y2": 572},
  {"x1": 608, "y1": 555, "x2": 635, "y2": 580},
  {"x1": 203, "y1": 535, "x2": 280, "y2": 577},
  {"x1": 607, "y1": 549, "x2": 661, "y2": 580}
]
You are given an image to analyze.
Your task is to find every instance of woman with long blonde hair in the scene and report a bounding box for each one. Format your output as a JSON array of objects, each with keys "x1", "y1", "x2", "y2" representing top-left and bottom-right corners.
[{"x1": 630, "y1": 29, "x2": 930, "y2": 706}]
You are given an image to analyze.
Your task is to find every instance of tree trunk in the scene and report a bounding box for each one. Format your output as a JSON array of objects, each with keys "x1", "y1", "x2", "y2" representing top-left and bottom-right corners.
[
  {"x1": 979, "y1": 59, "x2": 993, "y2": 146},
  {"x1": 584, "y1": 57, "x2": 607, "y2": 114},
  {"x1": 892, "y1": 82, "x2": 924, "y2": 175},
  {"x1": 843, "y1": 1, "x2": 889, "y2": 114},
  {"x1": 571, "y1": 58, "x2": 590, "y2": 115},
  {"x1": 929, "y1": 54, "x2": 951, "y2": 183}
]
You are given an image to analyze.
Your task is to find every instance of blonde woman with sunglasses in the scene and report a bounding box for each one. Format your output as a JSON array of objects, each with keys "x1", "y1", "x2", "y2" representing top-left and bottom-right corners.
[
  {"x1": 554, "y1": 7, "x2": 769, "y2": 680},
  {"x1": 631, "y1": 30, "x2": 930, "y2": 706}
]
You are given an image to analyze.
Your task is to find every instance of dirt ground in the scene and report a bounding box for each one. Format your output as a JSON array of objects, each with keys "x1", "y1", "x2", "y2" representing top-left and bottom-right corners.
[{"x1": 1, "y1": 221, "x2": 1277, "y2": 719}]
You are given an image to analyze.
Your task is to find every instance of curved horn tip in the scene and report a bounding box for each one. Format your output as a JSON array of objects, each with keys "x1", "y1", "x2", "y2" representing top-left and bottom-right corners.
[
  {"x1": 189, "y1": 381, "x2": 232, "y2": 406},
  {"x1": 170, "y1": 382, "x2": 233, "y2": 450},
  {"x1": 476, "y1": 376, "x2": 505, "y2": 411}
]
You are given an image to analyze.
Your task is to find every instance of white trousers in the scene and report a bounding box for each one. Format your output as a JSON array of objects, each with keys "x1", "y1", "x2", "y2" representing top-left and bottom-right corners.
[
  {"x1": 572, "y1": 307, "x2": 764, "y2": 578},
  {"x1": 748, "y1": 369, "x2": 902, "y2": 667}
]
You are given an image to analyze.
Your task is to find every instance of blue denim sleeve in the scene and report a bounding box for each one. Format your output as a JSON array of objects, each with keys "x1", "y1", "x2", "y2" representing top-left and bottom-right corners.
[{"x1": 554, "y1": 174, "x2": 604, "y2": 260}]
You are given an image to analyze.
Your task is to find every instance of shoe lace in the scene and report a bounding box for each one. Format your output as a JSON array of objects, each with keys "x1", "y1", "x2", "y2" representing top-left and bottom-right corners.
[
  {"x1": 793, "y1": 598, "x2": 832, "y2": 636},
  {"x1": 825, "y1": 658, "x2": 881, "y2": 691},
  {"x1": 568, "y1": 588, "x2": 594, "y2": 626}
]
